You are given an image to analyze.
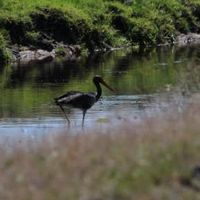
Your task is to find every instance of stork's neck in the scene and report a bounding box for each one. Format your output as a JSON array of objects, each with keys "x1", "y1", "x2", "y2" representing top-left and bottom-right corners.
[{"x1": 94, "y1": 81, "x2": 102, "y2": 101}]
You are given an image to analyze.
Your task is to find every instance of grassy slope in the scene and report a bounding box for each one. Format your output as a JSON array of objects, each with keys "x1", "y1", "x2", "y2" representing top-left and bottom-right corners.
[
  {"x1": 0, "y1": 0, "x2": 200, "y2": 62},
  {"x1": 1, "y1": 98, "x2": 200, "y2": 199}
]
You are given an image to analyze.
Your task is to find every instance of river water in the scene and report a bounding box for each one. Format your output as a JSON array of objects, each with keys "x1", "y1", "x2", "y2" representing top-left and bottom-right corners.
[{"x1": 0, "y1": 45, "x2": 200, "y2": 144}]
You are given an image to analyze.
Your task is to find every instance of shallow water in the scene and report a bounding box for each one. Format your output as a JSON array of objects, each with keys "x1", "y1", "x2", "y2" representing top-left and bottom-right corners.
[{"x1": 0, "y1": 45, "x2": 200, "y2": 141}]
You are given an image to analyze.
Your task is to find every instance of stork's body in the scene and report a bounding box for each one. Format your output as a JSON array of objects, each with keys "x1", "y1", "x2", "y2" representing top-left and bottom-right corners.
[{"x1": 54, "y1": 76, "x2": 114, "y2": 126}]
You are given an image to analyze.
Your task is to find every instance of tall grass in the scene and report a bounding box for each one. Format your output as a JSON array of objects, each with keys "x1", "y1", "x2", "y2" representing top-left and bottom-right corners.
[{"x1": 1, "y1": 96, "x2": 200, "y2": 199}]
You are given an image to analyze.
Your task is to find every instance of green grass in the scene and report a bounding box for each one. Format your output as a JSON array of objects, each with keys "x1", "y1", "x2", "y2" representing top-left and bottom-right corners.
[
  {"x1": 0, "y1": 0, "x2": 200, "y2": 61},
  {"x1": 1, "y1": 97, "x2": 200, "y2": 199}
]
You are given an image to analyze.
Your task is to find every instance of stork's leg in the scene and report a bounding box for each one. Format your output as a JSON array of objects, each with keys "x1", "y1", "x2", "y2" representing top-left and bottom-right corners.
[
  {"x1": 82, "y1": 110, "x2": 87, "y2": 127},
  {"x1": 58, "y1": 104, "x2": 70, "y2": 125}
]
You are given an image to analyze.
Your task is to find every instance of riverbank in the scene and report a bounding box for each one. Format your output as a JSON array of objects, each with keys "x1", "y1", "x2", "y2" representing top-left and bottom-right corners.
[
  {"x1": 0, "y1": 0, "x2": 200, "y2": 63},
  {"x1": 1, "y1": 96, "x2": 200, "y2": 199}
]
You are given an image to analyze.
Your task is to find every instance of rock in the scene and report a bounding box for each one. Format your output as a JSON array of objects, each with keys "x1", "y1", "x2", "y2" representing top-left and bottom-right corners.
[
  {"x1": 55, "y1": 44, "x2": 81, "y2": 60},
  {"x1": 12, "y1": 44, "x2": 81, "y2": 64},
  {"x1": 69, "y1": 45, "x2": 81, "y2": 56},
  {"x1": 176, "y1": 33, "x2": 200, "y2": 46},
  {"x1": 13, "y1": 49, "x2": 55, "y2": 64}
]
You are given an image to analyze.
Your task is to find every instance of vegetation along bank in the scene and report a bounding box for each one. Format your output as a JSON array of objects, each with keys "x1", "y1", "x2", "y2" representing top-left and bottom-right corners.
[{"x1": 0, "y1": 0, "x2": 200, "y2": 63}]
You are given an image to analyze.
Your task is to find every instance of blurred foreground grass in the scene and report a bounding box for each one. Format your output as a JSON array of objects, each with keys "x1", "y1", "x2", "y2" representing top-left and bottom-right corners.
[{"x1": 1, "y1": 97, "x2": 200, "y2": 199}]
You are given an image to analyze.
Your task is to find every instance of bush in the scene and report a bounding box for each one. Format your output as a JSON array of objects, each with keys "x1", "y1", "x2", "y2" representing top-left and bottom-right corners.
[
  {"x1": 30, "y1": 7, "x2": 90, "y2": 44},
  {"x1": 0, "y1": 0, "x2": 200, "y2": 56},
  {"x1": 0, "y1": 16, "x2": 32, "y2": 44}
]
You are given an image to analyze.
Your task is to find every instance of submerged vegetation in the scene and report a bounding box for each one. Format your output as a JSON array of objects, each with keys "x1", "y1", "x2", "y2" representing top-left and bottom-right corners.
[
  {"x1": 0, "y1": 0, "x2": 200, "y2": 62},
  {"x1": 1, "y1": 98, "x2": 200, "y2": 199}
]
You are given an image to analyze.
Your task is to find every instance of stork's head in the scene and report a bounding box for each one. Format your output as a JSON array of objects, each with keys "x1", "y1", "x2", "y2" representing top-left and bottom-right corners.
[
  {"x1": 93, "y1": 75, "x2": 115, "y2": 92},
  {"x1": 93, "y1": 75, "x2": 103, "y2": 84}
]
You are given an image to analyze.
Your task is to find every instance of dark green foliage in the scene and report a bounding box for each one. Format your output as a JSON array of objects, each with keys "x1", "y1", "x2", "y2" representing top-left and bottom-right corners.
[
  {"x1": 192, "y1": 4, "x2": 200, "y2": 20},
  {"x1": 30, "y1": 8, "x2": 86, "y2": 44},
  {"x1": 112, "y1": 15, "x2": 130, "y2": 34},
  {"x1": 84, "y1": 28, "x2": 106, "y2": 51},
  {"x1": 25, "y1": 31, "x2": 55, "y2": 50},
  {"x1": 0, "y1": 33, "x2": 10, "y2": 64},
  {"x1": 187, "y1": 2, "x2": 200, "y2": 32},
  {"x1": 0, "y1": 0, "x2": 3, "y2": 8},
  {"x1": 0, "y1": 18, "x2": 32, "y2": 44},
  {"x1": 130, "y1": 21, "x2": 157, "y2": 46}
]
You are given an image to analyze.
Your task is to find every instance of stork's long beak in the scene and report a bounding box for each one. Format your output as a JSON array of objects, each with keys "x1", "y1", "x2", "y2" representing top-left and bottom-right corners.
[{"x1": 101, "y1": 80, "x2": 116, "y2": 92}]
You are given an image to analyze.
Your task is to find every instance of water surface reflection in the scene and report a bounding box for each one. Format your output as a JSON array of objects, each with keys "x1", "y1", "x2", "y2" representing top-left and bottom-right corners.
[{"x1": 0, "y1": 45, "x2": 200, "y2": 138}]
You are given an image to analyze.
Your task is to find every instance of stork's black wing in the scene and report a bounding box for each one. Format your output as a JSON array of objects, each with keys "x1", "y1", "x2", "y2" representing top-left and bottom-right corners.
[
  {"x1": 55, "y1": 91, "x2": 84, "y2": 104},
  {"x1": 55, "y1": 91, "x2": 97, "y2": 110}
]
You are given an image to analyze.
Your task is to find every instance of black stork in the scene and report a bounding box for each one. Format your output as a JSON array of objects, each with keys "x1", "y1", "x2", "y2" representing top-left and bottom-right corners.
[{"x1": 54, "y1": 75, "x2": 115, "y2": 126}]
